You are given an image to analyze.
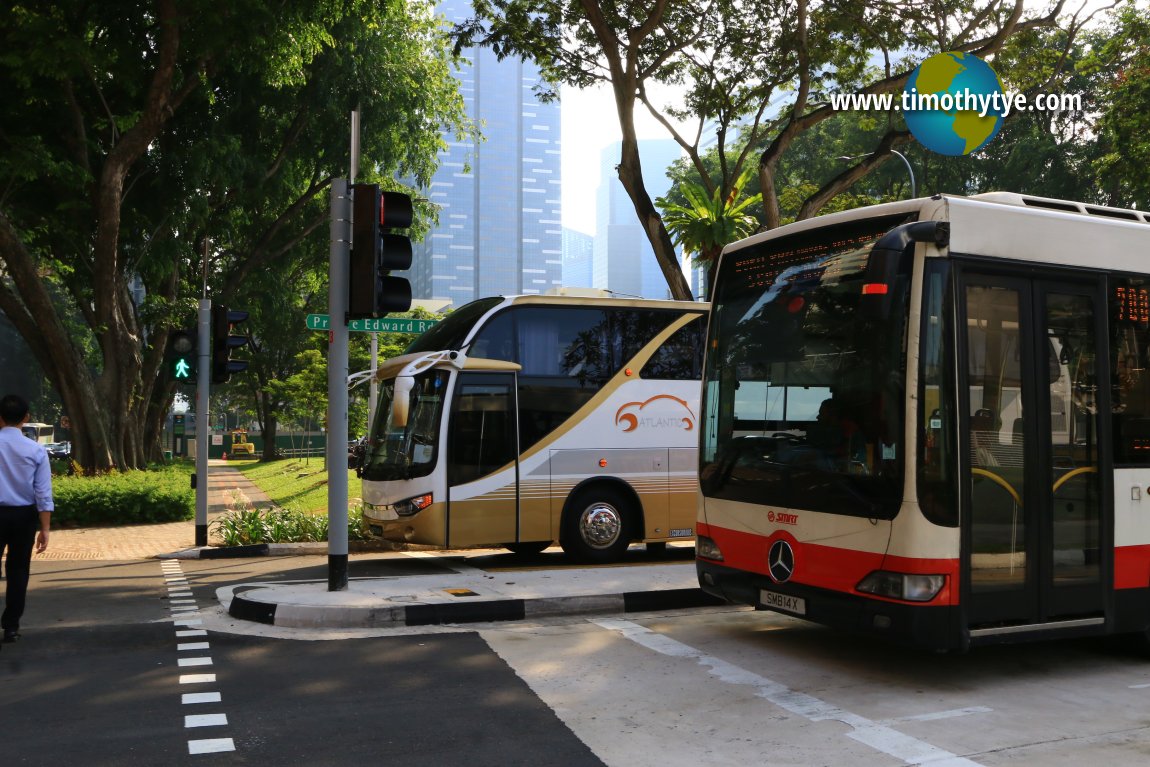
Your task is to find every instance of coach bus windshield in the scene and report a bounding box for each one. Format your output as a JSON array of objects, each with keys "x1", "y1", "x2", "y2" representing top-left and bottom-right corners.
[
  {"x1": 700, "y1": 215, "x2": 913, "y2": 519},
  {"x1": 362, "y1": 370, "x2": 449, "y2": 481}
]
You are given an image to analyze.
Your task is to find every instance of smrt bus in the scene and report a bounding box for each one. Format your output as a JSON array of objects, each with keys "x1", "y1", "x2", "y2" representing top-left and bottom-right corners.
[
  {"x1": 697, "y1": 192, "x2": 1150, "y2": 651},
  {"x1": 360, "y1": 292, "x2": 708, "y2": 562}
]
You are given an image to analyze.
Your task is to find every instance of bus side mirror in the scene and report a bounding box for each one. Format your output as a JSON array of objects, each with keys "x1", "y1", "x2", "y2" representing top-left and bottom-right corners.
[{"x1": 391, "y1": 376, "x2": 414, "y2": 429}]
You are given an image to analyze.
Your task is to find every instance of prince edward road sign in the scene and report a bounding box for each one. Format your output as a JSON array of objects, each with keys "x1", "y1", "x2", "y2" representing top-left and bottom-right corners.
[{"x1": 306, "y1": 314, "x2": 438, "y2": 334}]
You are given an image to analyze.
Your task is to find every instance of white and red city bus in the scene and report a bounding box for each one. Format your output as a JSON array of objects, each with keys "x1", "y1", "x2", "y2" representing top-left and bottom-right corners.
[
  {"x1": 361, "y1": 292, "x2": 708, "y2": 562},
  {"x1": 697, "y1": 193, "x2": 1150, "y2": 651}
]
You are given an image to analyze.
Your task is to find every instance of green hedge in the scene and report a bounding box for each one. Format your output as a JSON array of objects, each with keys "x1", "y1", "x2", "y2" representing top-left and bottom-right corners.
[{"x1": 52, "y1": 464, "x2": 194, "y2": 527}]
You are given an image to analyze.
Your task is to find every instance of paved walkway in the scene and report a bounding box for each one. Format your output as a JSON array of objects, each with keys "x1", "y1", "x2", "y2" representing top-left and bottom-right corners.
[{"x1": 41, "y1": 461, "x2": 274, "y2": 561}]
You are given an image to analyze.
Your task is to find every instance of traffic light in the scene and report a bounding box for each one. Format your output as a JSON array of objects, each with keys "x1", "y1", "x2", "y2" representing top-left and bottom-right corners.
[
  {"x1": 168, "y1": 329, "x2": 196, "y2": 383},
  {"x1": 211, "y1": 305, "x2": 249, "y2": 385},
  {"x1": 349, "y1": 183, "x2": 413, "y2": 319}
]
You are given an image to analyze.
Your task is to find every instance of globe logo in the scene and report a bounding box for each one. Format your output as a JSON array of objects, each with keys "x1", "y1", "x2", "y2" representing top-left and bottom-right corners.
[{"x1": 903, "y1": 52, "x2": 1006, "y2": 156}]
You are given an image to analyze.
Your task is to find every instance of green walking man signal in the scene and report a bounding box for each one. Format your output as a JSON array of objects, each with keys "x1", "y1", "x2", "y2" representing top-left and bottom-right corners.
[{"x1": 168, "y1": 329, "x2": 196, "y2": 382}]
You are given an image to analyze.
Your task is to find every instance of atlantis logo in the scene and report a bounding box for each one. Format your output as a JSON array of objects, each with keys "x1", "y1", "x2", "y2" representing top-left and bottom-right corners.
[{"x1": 615, "y1": 394, "x2": 696, "y2": 433}]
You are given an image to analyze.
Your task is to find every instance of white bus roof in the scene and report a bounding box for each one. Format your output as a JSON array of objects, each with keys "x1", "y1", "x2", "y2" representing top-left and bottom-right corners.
[{"x1": 722, "y1": 193, "x2": 1150, "y2": 273}]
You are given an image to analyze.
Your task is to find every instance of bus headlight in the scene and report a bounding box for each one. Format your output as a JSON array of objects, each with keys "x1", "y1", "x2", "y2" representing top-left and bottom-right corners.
[
  {"x1": 394, "y1": 493, "x2": 433, "y2": 517},
  {"x1": 697, "y1": 535, "x2": 724, "y2": 561},
  {"x1": 856, "y1": 571, "x2": 944, "y2": 602}
]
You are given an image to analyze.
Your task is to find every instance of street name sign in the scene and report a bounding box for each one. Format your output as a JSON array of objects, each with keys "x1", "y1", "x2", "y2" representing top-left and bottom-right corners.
[{"x1": 306, "y1": 314, "x2": 438, "y2": 333}]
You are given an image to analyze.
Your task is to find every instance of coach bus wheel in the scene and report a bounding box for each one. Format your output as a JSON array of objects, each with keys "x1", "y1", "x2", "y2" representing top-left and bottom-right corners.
[
  {"x1": 505, "y1": 541, "x2": 551, "y2": 556},
  {"x1": 561, "y1": 487, "x2": 633, "y2": 564}
]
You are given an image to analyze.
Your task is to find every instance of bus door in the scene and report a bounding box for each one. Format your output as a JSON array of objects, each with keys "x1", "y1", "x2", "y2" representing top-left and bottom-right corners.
[
  {"x1": 959, "y1": 271, "x2": 1108, "y2": 632},
  {"x1": 445, "y1": 372, "x2": 520, "y2": 547}
]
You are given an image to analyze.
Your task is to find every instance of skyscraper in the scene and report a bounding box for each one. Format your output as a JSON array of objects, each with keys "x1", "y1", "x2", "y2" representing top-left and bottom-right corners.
[
  {"x1": 410, "y1": 1, "x2": 563, "y2": 305},
  {"x1": 593, "y1": 139, "x2": 684, "y2": 299}
]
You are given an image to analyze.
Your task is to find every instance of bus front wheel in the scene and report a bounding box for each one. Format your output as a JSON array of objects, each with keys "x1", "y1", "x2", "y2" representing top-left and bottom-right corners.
[{"x1": 561, "y1": 487, "x2": 634, "y2": 563}]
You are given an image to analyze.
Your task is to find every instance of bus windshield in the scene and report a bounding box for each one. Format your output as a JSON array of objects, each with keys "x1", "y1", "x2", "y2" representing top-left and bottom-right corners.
[
  {"x1": 404, "y1": 297, "x2": 502, "y2": 355},
  {"x1": 362, "y1": 370, "x2": 449, "y2": 481},
  {"x1": 701, "y1": 215, "x2": 912, "y2": 519}
]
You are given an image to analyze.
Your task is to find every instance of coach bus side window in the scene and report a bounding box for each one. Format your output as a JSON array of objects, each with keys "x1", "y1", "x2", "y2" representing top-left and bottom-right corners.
[
  {"x1": 1111, "y1": 279, "x2": 1150, "y2": 464},
  {"x1": 641, "y1": 315, "x2": 705, "y2": 380},
  {"x1": 469, "y1": 310, "x2": 517, "y2": 362},
  {"x1": 515, "y1": 307, "x2": 610, "y2": 452}
]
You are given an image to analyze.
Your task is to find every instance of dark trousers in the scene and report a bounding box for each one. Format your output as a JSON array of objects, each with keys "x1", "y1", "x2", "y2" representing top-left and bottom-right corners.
[{"x1": 0, "y1": 505, "x2": 38, "y2": 631}]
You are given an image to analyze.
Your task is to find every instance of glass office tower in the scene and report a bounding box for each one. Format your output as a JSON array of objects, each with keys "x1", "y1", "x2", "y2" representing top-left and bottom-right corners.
[{"x1": 410, "y1": 1, "x2": 563, "y2": 304}]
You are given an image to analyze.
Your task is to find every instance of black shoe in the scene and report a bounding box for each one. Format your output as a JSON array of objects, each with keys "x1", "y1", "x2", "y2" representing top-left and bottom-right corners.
[{"x1": 2, "y1": 630, "x2": 19, "y2": 643}]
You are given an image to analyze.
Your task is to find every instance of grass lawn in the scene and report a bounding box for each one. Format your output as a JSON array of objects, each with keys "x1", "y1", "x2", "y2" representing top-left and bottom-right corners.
[{"x1": 232, "y1": 457, "x2": 362, "y2": 514}]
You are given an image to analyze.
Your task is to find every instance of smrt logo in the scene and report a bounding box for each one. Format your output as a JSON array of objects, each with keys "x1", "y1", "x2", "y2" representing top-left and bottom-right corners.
[
  {"x1": 615, "y1": 394, "x2": 696, "y2": 433},
  {"x1": 767, "y1": 510, "x2": 798, "y2": 525}
]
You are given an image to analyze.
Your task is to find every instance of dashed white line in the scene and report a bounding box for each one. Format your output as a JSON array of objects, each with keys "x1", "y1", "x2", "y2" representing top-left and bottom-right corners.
[
  {"x1": 162, "y1": 561, "x2": 237, "y2": 756},
  {"x1": 186, "y1": 714, "x2": 228, "y2": 728},
  {"x1": 188, "y1": 738, "x2": 235, "y2": 755}
]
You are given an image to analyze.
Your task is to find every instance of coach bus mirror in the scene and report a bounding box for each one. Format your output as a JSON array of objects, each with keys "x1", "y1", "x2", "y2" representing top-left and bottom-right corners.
[{"x1": 391, "y1": 376, "x2": 414, "y2": 429}]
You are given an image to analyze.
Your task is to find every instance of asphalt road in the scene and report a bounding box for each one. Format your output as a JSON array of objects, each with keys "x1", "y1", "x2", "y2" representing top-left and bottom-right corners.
[
  {"x1": 0, "y1": 557, "x2": 604, "y2": 766},
  {"x1": 8, "y1": 554, "x2": 1150, "y2": 766}
]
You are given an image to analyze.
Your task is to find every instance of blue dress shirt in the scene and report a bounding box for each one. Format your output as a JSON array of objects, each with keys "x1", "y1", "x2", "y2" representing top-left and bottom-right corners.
[{"x1": 0, "y1": 426, "x2": 54, "y2": 511}]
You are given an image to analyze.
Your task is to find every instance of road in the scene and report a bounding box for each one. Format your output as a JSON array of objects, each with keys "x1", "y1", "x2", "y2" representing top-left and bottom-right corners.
[{"x1": 4, "y1": 554, "x2": 1150, "y2": 766}]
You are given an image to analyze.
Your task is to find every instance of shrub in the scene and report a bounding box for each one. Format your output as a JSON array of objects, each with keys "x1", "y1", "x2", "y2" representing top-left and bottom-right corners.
[
  {"x1": 52, "y1": 464, "x2": 194, "y2": 527},
  {"x1": 211, "y1": 503, "x2": 369, "y2": 546}
]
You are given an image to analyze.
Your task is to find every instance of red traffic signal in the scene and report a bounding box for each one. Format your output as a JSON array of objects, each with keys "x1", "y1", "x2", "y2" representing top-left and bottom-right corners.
[
  {"x1": 349, "y1": 183, "x2": 414, "y2": 319},
  {"x1": 211, "y1": 306, "x2": 249, "y2": 385}
]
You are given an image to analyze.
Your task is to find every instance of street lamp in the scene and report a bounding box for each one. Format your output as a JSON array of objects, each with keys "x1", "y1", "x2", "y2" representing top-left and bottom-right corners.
[{"x1": 838, "y1": 150, "x2": 916, "y2": 200}]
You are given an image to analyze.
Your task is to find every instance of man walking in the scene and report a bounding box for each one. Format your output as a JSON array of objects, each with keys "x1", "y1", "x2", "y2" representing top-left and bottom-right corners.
[{"x1": 0, "y1": 394, "x2": 53, "y2": 647}]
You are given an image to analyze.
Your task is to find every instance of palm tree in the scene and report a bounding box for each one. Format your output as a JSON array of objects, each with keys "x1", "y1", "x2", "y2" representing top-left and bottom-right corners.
[{"x1": 657, "y1": 167, "x2": 762, "y2": 299}]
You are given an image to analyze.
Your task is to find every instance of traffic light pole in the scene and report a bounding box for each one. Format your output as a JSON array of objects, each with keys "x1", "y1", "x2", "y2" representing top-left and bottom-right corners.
[
  {"x1": 195, "y1": 298, "x2": 211, "y2": 547},
  {"x1": 327, "y1": 179, "x2": 351, "y2": 591}
]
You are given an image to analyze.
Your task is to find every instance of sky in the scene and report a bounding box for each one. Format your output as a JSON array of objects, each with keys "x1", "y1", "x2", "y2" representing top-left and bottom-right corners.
[{"x1": 560, "y1": 82, "x2": 693, "y2": 236}]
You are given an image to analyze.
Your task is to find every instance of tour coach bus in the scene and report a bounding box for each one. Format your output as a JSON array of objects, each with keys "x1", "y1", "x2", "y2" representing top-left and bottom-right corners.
[
  {"x1": 360, "y1": 292, "x2": 708, "y2": 562},
  {"x1": 697, "y1": 192, "x2": 1150, "y2": 651}
]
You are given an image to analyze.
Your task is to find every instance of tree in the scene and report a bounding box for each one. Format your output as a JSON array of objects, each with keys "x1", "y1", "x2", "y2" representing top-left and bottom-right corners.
[
  {"x1": 0, "y1": 0, "x2": 470, "y2": 472},
  {"x1": 1089, "y1": 3, "x2": 1150, "y2": 209},
  {"x1": 656, "y1": 166, "x2": 761, "y2": 296},
  {"x1": 456, "y1": 0, "x2": 1084, "y2": 300}
]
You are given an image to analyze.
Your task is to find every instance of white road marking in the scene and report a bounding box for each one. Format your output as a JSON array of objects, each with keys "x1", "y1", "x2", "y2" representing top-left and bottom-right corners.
[
  {"x1": 1130, "y1": 683, "x2": 1150, "y2": 689},
  {"x1": 186, "y1": 713, "x2": 228, "y2": 728},
  {"x1": 596, "y1": 619, "x2": 986, "y2": 767},
  {"x1": 879, "y1": 707, "x2": 994, "y2": 724},
  {"x1": 163, "y1": 563, "x2": 237, "y2": 756},
  {"x1": 188, "y1": 738, "x2": 235, "y2": 754}
]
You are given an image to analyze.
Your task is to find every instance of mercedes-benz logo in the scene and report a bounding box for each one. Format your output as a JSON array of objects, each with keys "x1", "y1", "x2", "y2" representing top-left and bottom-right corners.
[{"x1": 767, "y1": 540, "x2": 795, "y2": 583}]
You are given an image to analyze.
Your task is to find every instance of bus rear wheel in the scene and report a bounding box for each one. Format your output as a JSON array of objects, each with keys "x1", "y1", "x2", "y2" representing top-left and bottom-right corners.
[{"x1": 561, "y1": 487, "x2": 634, "y2": 563}]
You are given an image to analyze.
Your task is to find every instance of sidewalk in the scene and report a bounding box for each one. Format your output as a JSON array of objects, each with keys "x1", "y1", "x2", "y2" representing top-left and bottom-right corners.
[
  {"x1": 42, "y1": 460, "x2": 272, "y2": 561},
  {"x1": 42, "y1": 462, "x2": 722, "y2": 628}
]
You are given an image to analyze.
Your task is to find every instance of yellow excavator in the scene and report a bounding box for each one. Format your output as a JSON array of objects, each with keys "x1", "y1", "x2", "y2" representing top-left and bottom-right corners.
[{"x1": 229, "y1": 429, "x2": 256, "y2": 459}]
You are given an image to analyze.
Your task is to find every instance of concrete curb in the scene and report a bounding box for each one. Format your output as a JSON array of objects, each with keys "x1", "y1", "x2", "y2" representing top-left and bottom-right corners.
[
  {"x1": 159, "y1": 541, "x2": 399, "y2": 559},
  {"x1": 228, "y1": 586, "x2": 725, "y2": 629}
]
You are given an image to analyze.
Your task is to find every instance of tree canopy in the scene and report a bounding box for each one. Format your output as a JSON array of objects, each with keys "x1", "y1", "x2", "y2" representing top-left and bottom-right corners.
[
  {"x1": 455, "y1": 0, "x2": 1106, "y2": 299},
  {"x1": 0, "y1": 0, "x2": 471, "y2": 471}
]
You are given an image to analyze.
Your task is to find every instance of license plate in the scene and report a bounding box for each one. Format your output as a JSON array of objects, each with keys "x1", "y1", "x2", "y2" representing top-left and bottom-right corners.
[{"x1": 760, "y1": 589, "x2": 806, "y2": 616}]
